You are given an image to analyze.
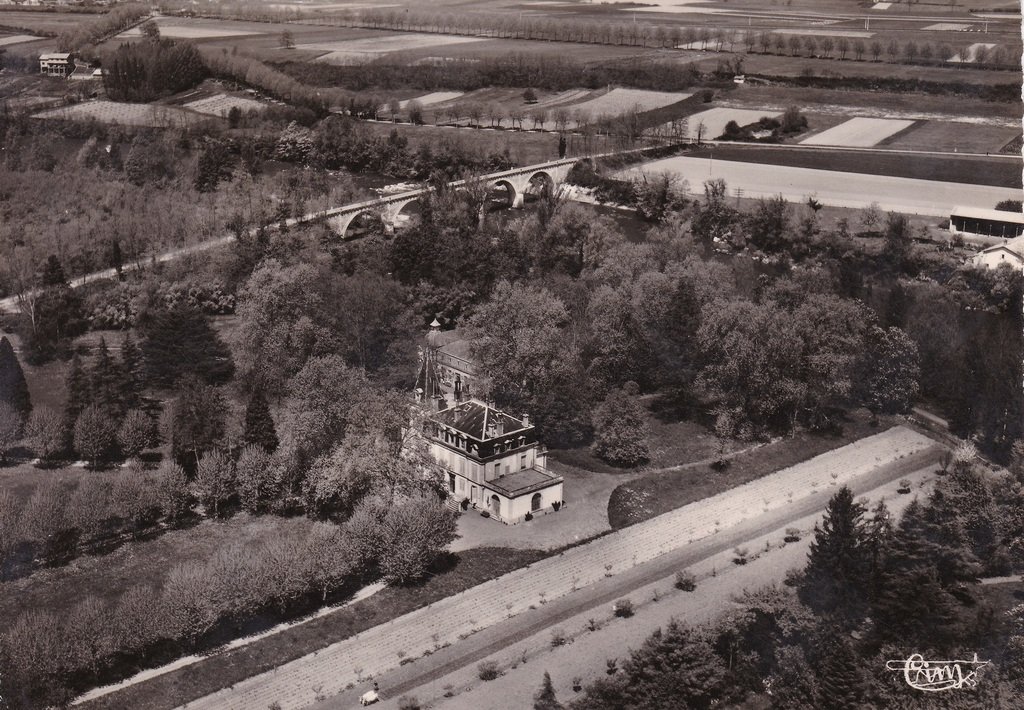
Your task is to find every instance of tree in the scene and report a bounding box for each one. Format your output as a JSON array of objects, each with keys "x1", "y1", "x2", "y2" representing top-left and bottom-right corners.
[
  {"x1": 192, "y1": 449, "x2": 235, "y2": 517},
  {"x1": 523, "y1": 87, "x2": 538, "y2": 104},
  {"x1": 63, "y1": 353, "x2": 90, "y2": 436},
  {"x1": 690, "y1": 179, "x2": 737, "y2": 244},
  {"x1": 816, "y1": 635, "x2": 865, "y2": 709},
  {"x1": 883, "y1": 212, "x2": 913, "y2": 269},
  {"x1": 18, "y1": 255, "x2": 85, "y2": 365},
  {"x1": 156, "y1": 461, "x2": 191, "y2": 519},
  {"x1": 631, "y1": 172, "x2": 688, "y2": 223},
  {"x1": 138, "y1": 305, "x2": 234, "y2": 389},
  {"x1": 534, "y1": 671, "x2": 564, "y2": 710},
  {"x1": 170, "y1": 376, "x2": 227, "y2": 468},
  {"x1": 348, "y1": 494, "x2": 457, "y2": 585},
  {"x1": 745, "y1": 195, "x2": 790, "y2": 252},
  {"x1": 140, "y1": 19, "x2": 160, "y2": 40},
  {"x1": 235, "y1": 444, "x2": 278, "y2": 514},
  {"x1": 243, "y1": 388, "x2": 279, "y2": 453},
  {"x1": 118, "y1": 409, "x2": 156, "y2": 460},
  {"x1": 0, "y1": 336, "x2": 31, "y2": 422},
  {"x1": 856, "y1": 326, "x2": 920, "y2": 419},
  {"x1": 73, "y1": 404, "x2": 116, "y2": 468},
  {"x1": 25, "y1": 407, "x2": 65, "y2": 461},
  {"x1": 591, "y1": 389, "x2": 649, "y2": 467},
  {"x1": 90, "y1": 337, "x2": 123, "y2": 415},
  {"x1": 280, "y1": 29, "x2": 295, "y2": 49},
  {"x1": 120, "y1": 332, "x2": 144, "y2": 410},
  {"x1": 799, "y1": 487, "x2": 870, "y2": 622},
  {"x1": 0, "y1": 402, "x2": 21, "y2": 464}
]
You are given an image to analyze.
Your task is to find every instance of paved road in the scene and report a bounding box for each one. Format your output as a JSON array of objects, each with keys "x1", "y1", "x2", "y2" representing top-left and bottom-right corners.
[
  {"x1": 628, "y1": 155, "x2": 1021, "y2": 217},
  {"x1": 172, "y1": 427, "x2": 937, "y2": 710}
]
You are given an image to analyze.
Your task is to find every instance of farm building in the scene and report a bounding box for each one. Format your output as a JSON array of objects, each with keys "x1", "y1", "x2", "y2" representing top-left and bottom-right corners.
[
  {"x1": 970, "y1": 236, "x2": 1024, "y2": 271},
  {"x1": 424, "y1": 399, "x2": 563, "y2": 524},
  {"x1": 949, "y1": 206, "x2": 1024, "y2": 239},
  {"x1": 415, "y1": 320, "x2": 564, "y2": 524},
  {"x1": 39, "y1": 52, "x2": 74, "y2": 77}
]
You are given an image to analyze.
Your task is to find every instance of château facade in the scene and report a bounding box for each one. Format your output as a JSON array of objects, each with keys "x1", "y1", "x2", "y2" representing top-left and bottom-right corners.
[{"x1": 416, "y1": 320, "x2": 563, "y2": 524}]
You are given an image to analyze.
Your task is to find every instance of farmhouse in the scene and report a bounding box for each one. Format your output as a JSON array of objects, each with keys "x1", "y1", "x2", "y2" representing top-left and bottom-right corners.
[
  {"x1": 970, "y1": 235, "x2": 1024, "y2": 271},
  {"x1": 39, "y1": 52, "x2": 74, "y2": 78},
  {"x1": 425, "y1": 399, "x2": 563, "y2": 524},
  {"x1": 416, "y1": 320, "x2": 564, "y2": 523},
  {"x1": 950, "y1": 205, "x2": 1024, "y2": 239}
]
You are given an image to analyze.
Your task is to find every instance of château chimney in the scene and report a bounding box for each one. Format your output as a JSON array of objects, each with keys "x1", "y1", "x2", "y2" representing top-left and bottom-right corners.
[{"x1": 522, "y1": 413, "x2": 530, "y2": 427}]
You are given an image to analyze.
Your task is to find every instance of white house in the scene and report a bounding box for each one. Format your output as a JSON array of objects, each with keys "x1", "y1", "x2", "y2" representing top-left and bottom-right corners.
[
  {"x1": 424, "y1": 398, "x2": 563, "y2": 524},
  {"x1": 39, "y1": 52, "x2": 74, "y2": 78},
  {"x1": 970, "y1": 235, "x2": 1024, "y2": 271}
]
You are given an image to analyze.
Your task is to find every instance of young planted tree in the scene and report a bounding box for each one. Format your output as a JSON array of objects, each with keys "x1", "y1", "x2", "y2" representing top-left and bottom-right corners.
[
  {"x1": 235, "y1": 444, "x2": 278, "y2": 513},
  {"x1": 192, "y1": 449, "x2": 235, "y2": 517},
  {"x1": 118, "y1": 409, "x2": 156, "y2": 460},
  {"x1": 25, "y1": 407, "x2": 66, "y2": 462},
  {"x1": 73, "y1": 404, "x2": 116, "y2": 468},
  {"x1": 0, "y1": 336, "x2": 31, "y2": 422},
  {"x1": 591, "y1": 389, "x2": 650, "y2": 467}
]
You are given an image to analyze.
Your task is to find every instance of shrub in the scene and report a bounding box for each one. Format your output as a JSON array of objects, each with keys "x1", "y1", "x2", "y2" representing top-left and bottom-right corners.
[
  {"x1": 550, "y1": 628, "x2": 568, "y2": 647},
  {"x1": 398, "y1": 697, "x2": 421, "y2": 710},
  {"x1": 613, "y1": 598, "x2": 634, "y2": 618},
  {"x1": 591, "y1": 389, "x2": 649, "y2": 467},
  {"x1": 674, "y1": 570, "x2": 697, "y2": 591},
  {"x1": 524, "y1": 512, "x2": 533, "y2": 521},
  {"x1": 897, "y1": 478, "x2": 912, "y2": 494},
  {"x1": 733, "y1": 547, "x2": 749, "y2": 565},
  {"x1": 478, "y1": 660, "x2": 500, "y2": 680},
  {"x1": 784, "y1": 527, "x2": 801, "y2": 543}
]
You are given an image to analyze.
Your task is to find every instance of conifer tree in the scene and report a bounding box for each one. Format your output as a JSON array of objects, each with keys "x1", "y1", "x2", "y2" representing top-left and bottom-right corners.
[
  {"x1": 90, "y1": 338, "x2": 123, "y2": 415},
  {"x1": 816, "y1": 636, "x2": 865, "y2": 710},
  {"x1": 799, "y1": 486, "x2": 870, "y2": 621},
  {"x1": 138, "y1": 305, "x2": 234, "y2": 388},
  {"x1": 0, "y1": 336, "x2": 31, "y2": 420},
  {"x1": 63, "y1": 353, "x2": 90, "y2": 430},
  {"x1": 120, "y1": 332, "x2": 143, "y2": 410},
  {"x1": 534, "y1": 671, "x2": 563, "y2": 710},
  {"x1": 243, "y1": 388, "x2": 278, "y2": 453}
]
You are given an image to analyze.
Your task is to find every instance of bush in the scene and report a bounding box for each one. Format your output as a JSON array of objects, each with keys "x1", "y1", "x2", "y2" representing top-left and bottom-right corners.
[
  {"x1": 592, "y1": 390, "x2": 649, "y2": 467},
  {"x1": 784, "y1": 527, "x2": 801, "y2": 543},
  {"x1": 613, "y1": 598, "x2": 634, "y2": 618},
  {"x1": 478, "y1": 660, "x2": 500, "y2": 680},
  {"x1": 674, "y1": 570, "x2": 697, "y2": 591},
  {"x1": 550, "y1": 628, "x2": 568, "y2": 647},
  {"x1": 733, "y1": 547, "x2": 749, "y2": 565},
  {"x1": 398, "y1": 697, "x2": 421, "y2": 710}
]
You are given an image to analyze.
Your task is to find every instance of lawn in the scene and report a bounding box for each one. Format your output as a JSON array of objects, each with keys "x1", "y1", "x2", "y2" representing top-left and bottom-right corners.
[
  {"x1": 34, "y1": 100, "x2": 209, "y2": 128},
  {"x1": 79, "y1": 545, "x2": 544, "y2": 710},
  {"x1": 608, "y1": 410, "x2": 888, "y2": 529}
]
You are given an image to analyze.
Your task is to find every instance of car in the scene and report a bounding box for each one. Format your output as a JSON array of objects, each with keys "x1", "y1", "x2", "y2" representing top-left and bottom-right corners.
[{"x1": 359, "y1": 689, "x2": 379, "y2": 706}]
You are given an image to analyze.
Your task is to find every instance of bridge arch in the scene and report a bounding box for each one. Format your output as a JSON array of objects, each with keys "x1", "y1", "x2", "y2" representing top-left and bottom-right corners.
[
  {"x1": 339, "y1": 208, "x2": 385, "y2": 238},
  {"x1": 487, "y1": 179, "x2": 520, "y2": 210},
  {"x1": 386, "y1": 197, "x2": 423, "y2": 231},
  {"x1": 523, "y1": 171, "x2": 555, "y2": 203}
]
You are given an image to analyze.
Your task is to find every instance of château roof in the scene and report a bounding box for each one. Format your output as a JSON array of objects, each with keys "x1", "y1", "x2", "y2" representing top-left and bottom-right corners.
[{"x1": 432, "y1": 399, "x2": 528, "y2": 441}]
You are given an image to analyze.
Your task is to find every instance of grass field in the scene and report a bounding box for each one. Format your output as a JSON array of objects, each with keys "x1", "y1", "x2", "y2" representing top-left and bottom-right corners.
[
  {"x1": 607, "y1": 410, "x2": 887, "y2": 529},
  {"x1": 801, "y1": 117, "x2": 916, "y2": 147},
  {"x1": 570, "y1": 88, "x2": 691, "y2": 116},
  {"x1": 34, "y1": 100, "x2": 207, "y2": 127},
  {"x1": 0, "y1": 33, "x2": 42, "y2": 46},
  {"x1": 0, "y1": 9, "x2": 91, "y2": 34}
]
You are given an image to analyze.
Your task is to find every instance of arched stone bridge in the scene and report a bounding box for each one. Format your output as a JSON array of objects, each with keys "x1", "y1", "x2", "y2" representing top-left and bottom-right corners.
[{"x1": 321, "y1": 157, "x2": 580, "y2": 236}]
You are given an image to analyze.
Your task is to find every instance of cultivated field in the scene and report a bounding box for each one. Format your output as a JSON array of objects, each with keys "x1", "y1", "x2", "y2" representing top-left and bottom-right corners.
[
  {"x1": 624, "y1": 155, "x2": 1023, "y2": 216},
  {"x1": 570, "y1": 88, "x2": 690, "y2": 116},
  {"x1": 119, "y1": 16, "x2": 266, "y2": 39},
  {"x1": 880, "y1": 120, "x2": 1021, "y2": 153},
  {"x1": 299, "y1": 33, "x2": 487, "y2": 64},
  {"x1": 34, "y1": 100, "x2": 205, "y2": 127},
  {"x1": 396, "y1": 91, "x2": 464, "y2": 110},
  {"x1": 800, "y1": 117, "x2": 915, "y2": 147},
  {"x1": 184, "y1": 93, "x2": 267, "y2": 116},
  {"x1": 684, "y1": 107, "x2": 781, "y2": 139},
  {"x1": 0, "y1": 33, "x2": 42, "y2": 46}
]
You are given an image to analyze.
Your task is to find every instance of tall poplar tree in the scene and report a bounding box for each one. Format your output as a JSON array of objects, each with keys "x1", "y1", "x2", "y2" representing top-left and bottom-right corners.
[{"x1": 243, "y1": 388, "x2": 279, "y2": 453}]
